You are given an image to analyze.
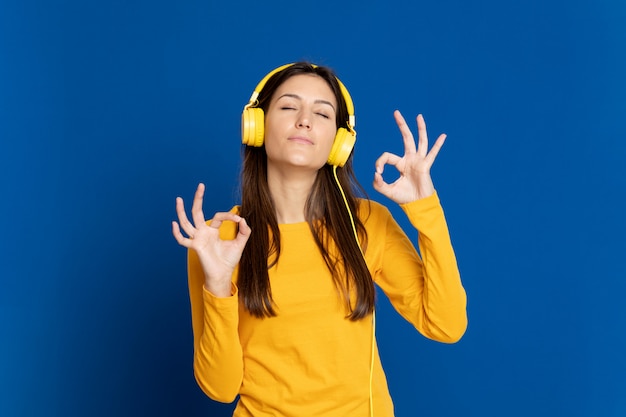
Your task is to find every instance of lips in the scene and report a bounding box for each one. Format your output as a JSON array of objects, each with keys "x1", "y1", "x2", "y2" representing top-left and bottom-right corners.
[{"x1": 287, "y1": 136, "x2": 314, "y2": 145}]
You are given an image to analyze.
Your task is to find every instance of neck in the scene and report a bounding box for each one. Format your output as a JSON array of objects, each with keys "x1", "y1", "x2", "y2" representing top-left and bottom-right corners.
[{"x1": 267, "y1": 165, "x2": 317, "y2": 224}]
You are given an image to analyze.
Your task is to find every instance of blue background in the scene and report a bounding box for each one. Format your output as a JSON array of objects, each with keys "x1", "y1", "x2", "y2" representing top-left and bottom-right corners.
[{"x1": 1, "y1": 0, "x2": 625, "y2": 416}]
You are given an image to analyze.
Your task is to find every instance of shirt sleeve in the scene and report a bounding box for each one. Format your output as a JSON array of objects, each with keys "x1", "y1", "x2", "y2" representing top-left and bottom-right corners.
[
  {"x1": 187, "y1": 227, "x2": 243, "y2": 402},
  {"x1": 373, "y1": 192, "x2": 468, "y2": 343}
]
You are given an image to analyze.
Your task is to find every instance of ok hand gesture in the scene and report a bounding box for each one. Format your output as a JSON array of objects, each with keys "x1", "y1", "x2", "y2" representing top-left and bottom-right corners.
[
  {"x1": 373, "y1": 111, "x2": 447, "y2": 204},
  {"x1": 172, "y1": 183, "x2": 251, "y2": 296}
]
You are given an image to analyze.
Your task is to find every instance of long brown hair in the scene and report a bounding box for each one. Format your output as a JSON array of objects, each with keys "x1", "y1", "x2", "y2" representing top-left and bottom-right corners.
[{"x1": 238, "y1": 62, "x2": 374, "y2": 320}]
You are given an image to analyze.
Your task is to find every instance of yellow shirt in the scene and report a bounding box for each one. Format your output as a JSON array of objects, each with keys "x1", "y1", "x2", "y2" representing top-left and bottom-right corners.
[{"x1": 187, "y1": 192, "x2": 467, "y2": 416}]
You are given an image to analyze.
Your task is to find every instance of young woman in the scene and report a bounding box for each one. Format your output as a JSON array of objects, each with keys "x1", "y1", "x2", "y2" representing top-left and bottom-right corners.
[{"x1": 172, "y1": 62, "x2": 467, "y2": 417}]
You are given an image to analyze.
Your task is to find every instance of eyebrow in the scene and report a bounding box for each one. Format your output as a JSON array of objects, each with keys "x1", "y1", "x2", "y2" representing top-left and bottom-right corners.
[{"x1": 277, "y1": 93, "x2": 336, "y2": 112}]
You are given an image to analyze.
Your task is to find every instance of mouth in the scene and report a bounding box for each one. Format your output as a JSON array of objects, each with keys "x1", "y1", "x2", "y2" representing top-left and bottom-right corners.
[{"x1": 287, "y1": 136, "x2": 314, "y2": 145}]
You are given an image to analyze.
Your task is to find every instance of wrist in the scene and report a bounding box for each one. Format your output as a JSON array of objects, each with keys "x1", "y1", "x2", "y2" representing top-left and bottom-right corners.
[
  {"x1": 204, "y1": 278, "x2": 233, "y2": 297},
  {"x1": 413, "y1": 178, "x2": 435, "y2": 201}
]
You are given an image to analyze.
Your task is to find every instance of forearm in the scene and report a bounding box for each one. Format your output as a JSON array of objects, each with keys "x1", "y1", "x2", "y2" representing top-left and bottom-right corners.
[
  {"x1": 193, "y1": 287, "x2": 243, "y2": 402},
  {"x1": 188, "y1": 250, "x2": 243, "y2": 402},
  {"x1": 400, "y1": 192, "x2": 467, "y2": 342}
]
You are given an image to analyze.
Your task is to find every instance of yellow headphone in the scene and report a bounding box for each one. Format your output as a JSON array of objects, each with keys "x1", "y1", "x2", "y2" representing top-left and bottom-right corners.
[{"x1": 241, "y1": 63, "x2": 357, "y2": 167}]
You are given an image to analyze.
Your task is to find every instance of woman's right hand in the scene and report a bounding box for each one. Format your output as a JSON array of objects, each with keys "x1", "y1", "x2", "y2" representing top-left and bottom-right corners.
[{"x1": 172, "y1": 183, "x2": 251, "y2": 297}]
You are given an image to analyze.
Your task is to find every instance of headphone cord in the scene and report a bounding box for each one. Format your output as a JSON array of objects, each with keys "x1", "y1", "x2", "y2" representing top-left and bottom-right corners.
[{"x1": 332, "y1": 166, "x2": 376, "y2": 417}]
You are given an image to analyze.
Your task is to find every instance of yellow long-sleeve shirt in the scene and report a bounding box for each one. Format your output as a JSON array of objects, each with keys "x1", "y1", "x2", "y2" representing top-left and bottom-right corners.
[{"x1": 187, "y1": 192, "x2": 467, "y2": 416}]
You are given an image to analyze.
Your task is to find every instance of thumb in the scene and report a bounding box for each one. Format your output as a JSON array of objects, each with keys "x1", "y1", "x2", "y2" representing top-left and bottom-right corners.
[{"x1": 235, "y1": 218, "x2": 252, "y2": 243}]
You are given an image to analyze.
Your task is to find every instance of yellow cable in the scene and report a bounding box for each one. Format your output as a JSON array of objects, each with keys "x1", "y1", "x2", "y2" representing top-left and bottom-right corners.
[
  {"x1": 332, "y1": 166, "x2": 375, "y2": 417},
  {"x1": 332, "y1": 166, "x2": 363, "y2": 256}
]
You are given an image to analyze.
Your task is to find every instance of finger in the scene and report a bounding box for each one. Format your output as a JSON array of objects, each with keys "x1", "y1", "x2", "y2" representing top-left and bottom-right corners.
[
  {"x1": 374, "y1": 152, "x2": 402, "y2": 174},
  {"x1": 416, "y1": 114, "x2": 429, "y2": 158},
  {"x1": 372, "y1": 171, "x2": 394, "y2": 197},
  {"x1": 175, "y1": 196, "x2": 196, "y2": 237},
  {"x1": 394, "y1": 110, "x2": 417, "y2": 154},
  {"x1": 190, "y1": 183, "x2": 207, "y2": 229},
  {"x1": 172, "y1": 221, "x2": 192, "y2": 247},
  {"x1": 425, "y1": 133, "x2": 447, "y2": 164},
  {"x1": 209, "y1": 212, "x2": 243, "y2": 229},
  {"x1": 237, "y1": 217, "x2": 251, "y2": 236},
  {"x1": 234, "y1": 217, "x2": 252, "y2": 245}
]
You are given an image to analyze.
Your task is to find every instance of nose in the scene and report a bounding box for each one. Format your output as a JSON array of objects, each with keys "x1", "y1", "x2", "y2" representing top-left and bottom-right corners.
[{"x1": 296, "y1": 111, "x2": 311, "y2": 129}]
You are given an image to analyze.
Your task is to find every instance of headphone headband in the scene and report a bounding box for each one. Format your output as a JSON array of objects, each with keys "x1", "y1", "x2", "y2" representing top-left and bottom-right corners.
[{"x1": 244, "y1": 63, "x2": 355, "y2": 131}]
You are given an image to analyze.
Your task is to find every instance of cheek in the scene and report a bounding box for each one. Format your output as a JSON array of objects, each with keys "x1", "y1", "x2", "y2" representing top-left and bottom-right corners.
[
  {"x1": 321, "y1": 127, "x2": 338, "y2": 151},
  {"x1": 263, "y1": 115, "x2": 281, "y2": 146}
]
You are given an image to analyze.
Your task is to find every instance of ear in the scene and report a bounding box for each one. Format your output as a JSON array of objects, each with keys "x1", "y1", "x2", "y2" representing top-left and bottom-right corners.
[
  {"x1": 242, "y1": 107, "x2": 265, "y2": 147},
  {"x1": 327, "y1": 128, "x2": 356, "y2": 167}
]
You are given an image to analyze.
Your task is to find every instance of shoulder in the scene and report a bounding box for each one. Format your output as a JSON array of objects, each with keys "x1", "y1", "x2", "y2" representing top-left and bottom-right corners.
[{"x1": 357, "y1": 198, "x2": 393, "y2": 229}]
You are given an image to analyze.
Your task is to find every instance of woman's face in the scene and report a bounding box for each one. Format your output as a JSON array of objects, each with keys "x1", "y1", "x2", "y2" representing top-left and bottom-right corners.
[{"x1": 264, "y1": 74, "x2": 338, "y2": 172}]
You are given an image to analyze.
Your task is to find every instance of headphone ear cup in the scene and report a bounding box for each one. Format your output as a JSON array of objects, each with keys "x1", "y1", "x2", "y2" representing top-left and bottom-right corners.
[
  {"x1": 327, "y1": 127, "x2": 356, "y2": 167},
  {"x1": 242, "y1": 107, "x2": 265, "y2": 147}
]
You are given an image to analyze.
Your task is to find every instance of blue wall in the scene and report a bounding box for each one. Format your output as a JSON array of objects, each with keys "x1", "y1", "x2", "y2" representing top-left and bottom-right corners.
[{"x1": 1, "y1": 0, "x2": 625, "y2": 416}]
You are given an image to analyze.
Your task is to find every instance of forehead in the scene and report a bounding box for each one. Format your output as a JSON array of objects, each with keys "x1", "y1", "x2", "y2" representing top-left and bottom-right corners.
[{"x1": 272, "y1": 74, "x2": 337, "y2": 104}]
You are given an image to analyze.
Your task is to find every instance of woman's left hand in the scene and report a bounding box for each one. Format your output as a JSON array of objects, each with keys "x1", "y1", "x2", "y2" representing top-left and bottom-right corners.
[{"x1": 373, "y1": 110, "x2": 447, "y2": 204}]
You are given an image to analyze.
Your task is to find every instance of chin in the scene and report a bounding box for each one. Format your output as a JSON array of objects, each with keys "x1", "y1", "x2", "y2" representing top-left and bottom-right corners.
[{"x1": 268, "y1": 154, "x2": 326, "y2": 171}]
